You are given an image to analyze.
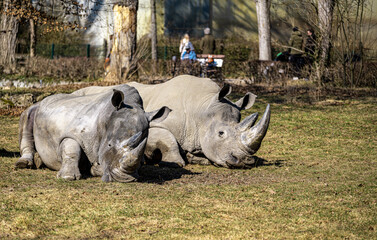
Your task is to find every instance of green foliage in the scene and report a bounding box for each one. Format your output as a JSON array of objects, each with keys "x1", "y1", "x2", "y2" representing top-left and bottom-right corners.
[
  {"x1": 0, "y1": 98, "x2": 15, "y2": 107},
  {"x1": 36, "y1": 27, "x2": 86, "y2": 45}
]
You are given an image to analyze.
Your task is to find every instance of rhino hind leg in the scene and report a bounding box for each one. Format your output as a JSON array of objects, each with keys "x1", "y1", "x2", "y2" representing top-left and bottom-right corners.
[
  {"x1": 144, "y1": 128, "x2": 186, "y2": 168},
  {"x1": 57, "y1": 138, "x2": 82, "y2": 180},
  {"x1": 16, "y1": 104, "x2": 39, "y2": 169}
]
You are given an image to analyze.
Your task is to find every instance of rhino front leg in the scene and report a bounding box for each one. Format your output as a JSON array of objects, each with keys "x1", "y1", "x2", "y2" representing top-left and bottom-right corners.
[
  {"x1": 144, "y1": 128, "x2": 186, "y2": 168},
  {"x1": 15, "y1": 105, "x2": 39, "y2": 169},
  {"x1": 186, "y1": 152, "x2": 211, "y2": 165},
  {"x1": 90, "y1": 162, "x2": 103, "y2": 177},
  {"x1": 57, "y1": 138, "x2": 82, "y2": 180}
]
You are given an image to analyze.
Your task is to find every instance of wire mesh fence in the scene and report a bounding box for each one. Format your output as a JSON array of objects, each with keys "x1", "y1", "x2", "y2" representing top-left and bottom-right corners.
[{"x1": 16, "y1": 43, "x2": 106, "y2": 59}]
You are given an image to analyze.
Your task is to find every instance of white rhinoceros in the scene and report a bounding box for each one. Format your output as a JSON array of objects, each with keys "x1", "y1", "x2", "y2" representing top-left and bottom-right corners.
[
  {"x1": 15, "y1": 85, "x2": 170, "y2": 182},
  {"x1": 72, "y1": 75, "x2": 270, "y2": 169}
]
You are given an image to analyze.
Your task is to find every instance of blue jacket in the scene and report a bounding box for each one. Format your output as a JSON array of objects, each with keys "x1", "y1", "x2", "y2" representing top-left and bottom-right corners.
[{"x1": 181, "y1": 50, "x2": 197, "y2": 60}]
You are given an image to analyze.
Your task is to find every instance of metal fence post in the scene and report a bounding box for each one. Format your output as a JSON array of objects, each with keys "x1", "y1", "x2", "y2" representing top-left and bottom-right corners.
[
  {"x1": 87, "y1": 44, "x2": 90, "y2": 58},
  {"x1": 51, "y1": 43, "x2": 55, "y2": 59}
]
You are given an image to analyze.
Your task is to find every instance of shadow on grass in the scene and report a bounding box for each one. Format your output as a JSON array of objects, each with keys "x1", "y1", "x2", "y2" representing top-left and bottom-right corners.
[
  {"x1": 0, "y1": 148, "x2": 20, "y2": 158},
  {"x1": 138, "y1": 164, "x2": 200, "y2": 184},
  {"x1": 253, "y1": 156, "x2": 286, "y2": 168},
  {"x1": 138, "y1": 157, "x2": 285, "y2": 184}
]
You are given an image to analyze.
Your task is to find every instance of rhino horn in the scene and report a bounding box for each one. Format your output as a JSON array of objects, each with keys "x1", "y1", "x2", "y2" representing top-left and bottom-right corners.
[
  {"x1": 240, "y1": 104, "x2": 270, "y2": 153},
  {"x1": 120, "y1": 131, "x2": 143, "y2": 149},
  {"x1": 237, "y1": 112, "x2": 259, "y2": 132},
  {"x1": 121, "y1": 138, "x2": 146, "y2": 171},
  {"x1": 118, "y1": 131, "x2": 147, "y2": 174},
  {"x1": 108, "y1": 136, "x2": 146, "y2": 183}
]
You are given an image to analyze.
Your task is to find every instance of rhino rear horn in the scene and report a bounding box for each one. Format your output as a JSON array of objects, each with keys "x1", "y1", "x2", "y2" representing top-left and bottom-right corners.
[
  {"x1": 240, "y1": 104, "x2": 270, "y2": 153},
  {"x1": 237, "y1": 112, "x2": 258, "y2": 132}
]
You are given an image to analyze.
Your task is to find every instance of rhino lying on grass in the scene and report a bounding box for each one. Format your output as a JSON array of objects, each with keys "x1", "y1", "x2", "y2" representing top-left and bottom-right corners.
[
  {"x1": 74, "y1": 75, "x2": 270, "y2": 169},
  {"x1": 15, "y1": 85, "x2": 170, "y2": 182}
]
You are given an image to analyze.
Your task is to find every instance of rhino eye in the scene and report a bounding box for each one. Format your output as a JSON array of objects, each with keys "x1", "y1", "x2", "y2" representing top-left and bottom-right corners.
[{"x1": 219, "y1": 131, "x2": 225, "y2": 137}]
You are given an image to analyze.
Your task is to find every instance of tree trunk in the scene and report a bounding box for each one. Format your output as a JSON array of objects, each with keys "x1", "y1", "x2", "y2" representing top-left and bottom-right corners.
[
  {"x1": 150, "y1": 0, "x2": 157, "y2": 74},
  {"x1": 317, "y1": 0, "x2": 334, "y2": 84},
  {"x1": 106, "y1": 1, "x2": 138, "y2": 82},
  {"x1": 0, "y1": 0, "x2": 20, "y2": 73},
  {"x1": 255, "y1": 0, "x2": 272, "y2": 61},
  {"x1": 30, "y1": 18, "x2": 36, "y2": 58}
]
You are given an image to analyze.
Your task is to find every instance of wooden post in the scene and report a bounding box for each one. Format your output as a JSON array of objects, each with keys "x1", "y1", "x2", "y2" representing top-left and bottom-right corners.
[
  {"x1": 106, "y1": 2, "x2": 138, "y2": 82},
  {"x1": 151, "y1": 0, "x2": 157, "y2": 74}
]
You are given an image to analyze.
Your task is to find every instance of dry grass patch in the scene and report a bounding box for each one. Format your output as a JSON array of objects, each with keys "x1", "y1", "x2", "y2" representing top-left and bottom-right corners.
[{"x1": 0, "y1": 97, "x2": 376, "y2": 239}]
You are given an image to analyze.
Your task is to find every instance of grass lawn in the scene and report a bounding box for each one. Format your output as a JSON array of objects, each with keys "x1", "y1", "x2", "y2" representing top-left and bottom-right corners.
[{"x1": 0, "y1": 92, "x2": 376, "y2": 239}]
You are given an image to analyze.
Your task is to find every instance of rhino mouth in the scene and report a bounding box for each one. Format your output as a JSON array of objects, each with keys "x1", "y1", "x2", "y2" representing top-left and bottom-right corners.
[{"x1": 225, "y1": 153, "x2": 256, "y2": 169}]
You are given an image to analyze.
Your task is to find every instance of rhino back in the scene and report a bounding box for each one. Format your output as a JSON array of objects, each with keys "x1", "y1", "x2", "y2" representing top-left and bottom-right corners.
[{"x1": 128, "y1": 75, "x2": 220, "y2": 151}]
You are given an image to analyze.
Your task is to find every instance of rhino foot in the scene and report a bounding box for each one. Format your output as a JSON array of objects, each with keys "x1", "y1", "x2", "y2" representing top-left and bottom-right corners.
[
  {"x1": 159, "y1": 161, "x2": 185, "y2": 168},
  {"x1": 145, "y1": 148, "x2": 186, "y2": 168},
  {"x1": 58, "y1": 138, "x2": 82, "y2": 181},
  {"x1": 57, "y1": 168, "x2": 81, "y2": 181},
  {"x1": 90, "y1": 162, "x2": 103, "y2": 177},
  {"x1": 15, "y1": 157, "x2": 34, "y2": 169},
  {"x1": 159, "y1": 153, "x2": 186, "y2": 168},
  {"x1": 144, "y1": 128, "x2": 186, "y2": 168}
]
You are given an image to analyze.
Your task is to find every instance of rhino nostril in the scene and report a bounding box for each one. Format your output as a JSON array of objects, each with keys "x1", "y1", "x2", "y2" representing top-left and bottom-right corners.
[
  {"x1": 227, "y1": 153, "x2": 240, "y2": 165},
  {"x1": 226, "y1": 154, "x2": 253, "y2": 169}
]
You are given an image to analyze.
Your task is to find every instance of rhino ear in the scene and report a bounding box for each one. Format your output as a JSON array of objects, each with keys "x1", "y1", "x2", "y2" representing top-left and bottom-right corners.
[
  {"x1": 111, "y1": 89, "x2": 124, "y2": 110},
  {"x1": 217, "y1": 84, "x2": 232, "y2": 100},
  {"x1": 146, "y1": 106, "x2": 171, "y2": 123},
  {"x1": 235, "y1": 92, "x2": 257, "y2": 110}
]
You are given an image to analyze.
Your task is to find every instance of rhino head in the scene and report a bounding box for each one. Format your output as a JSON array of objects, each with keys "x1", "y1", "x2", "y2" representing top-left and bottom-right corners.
[
  {"x1": 100, "y1": 89, "x2": 171, "y2": 182},
  {"x1": 199, "y1": 85, "x2": 270, "y2": 168}
]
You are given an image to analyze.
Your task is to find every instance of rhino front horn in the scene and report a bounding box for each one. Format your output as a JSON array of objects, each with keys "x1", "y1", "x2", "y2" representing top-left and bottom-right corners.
[
  {"x1": 240, "y1": 104, "x2": 270, "y2": 153},
  {"x1": 110, "y1": 135, "x2": 147, "y2": 183},
  {"x1": 118, "y1": 131, "x2": 147, "y2": 174},
  {"x1": 120, "y1": 137, "x2": 147, "y2": 173}
]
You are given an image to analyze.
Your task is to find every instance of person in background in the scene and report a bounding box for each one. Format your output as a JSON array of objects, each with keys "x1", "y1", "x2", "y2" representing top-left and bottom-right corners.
[
  {"x1": 200, "y1": 27, "x2": 216, "y2": 54},
  {"x1": 179, "y1": 33, "x2": 194, "y2": 57},
  {"x1": 288, "y1": 27, "x2": 305, "y2": 76},
  {"x1": 288, "y1": 27, "x2": 303, "y2": 56},
  {"x1": 181, "y1": 44, "x2": 197, "y2": 61},
  {"x1": 304, "y1": 28, "x2": 316, "y2": 60}
]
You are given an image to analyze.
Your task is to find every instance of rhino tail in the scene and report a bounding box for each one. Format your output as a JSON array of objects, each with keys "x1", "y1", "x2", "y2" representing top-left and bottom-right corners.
[{"x1": 16, "y1": 104, "x2": 40, "y2": 169}]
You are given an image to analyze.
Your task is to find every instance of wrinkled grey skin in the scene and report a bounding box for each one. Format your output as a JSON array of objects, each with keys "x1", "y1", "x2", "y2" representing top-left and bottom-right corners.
[
  {"x1": 15, "y1": 85, "x2": 170, "y2": 182},
  {"x1": 73, "y1": 75, "x2": 270, "y2": 169}
]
